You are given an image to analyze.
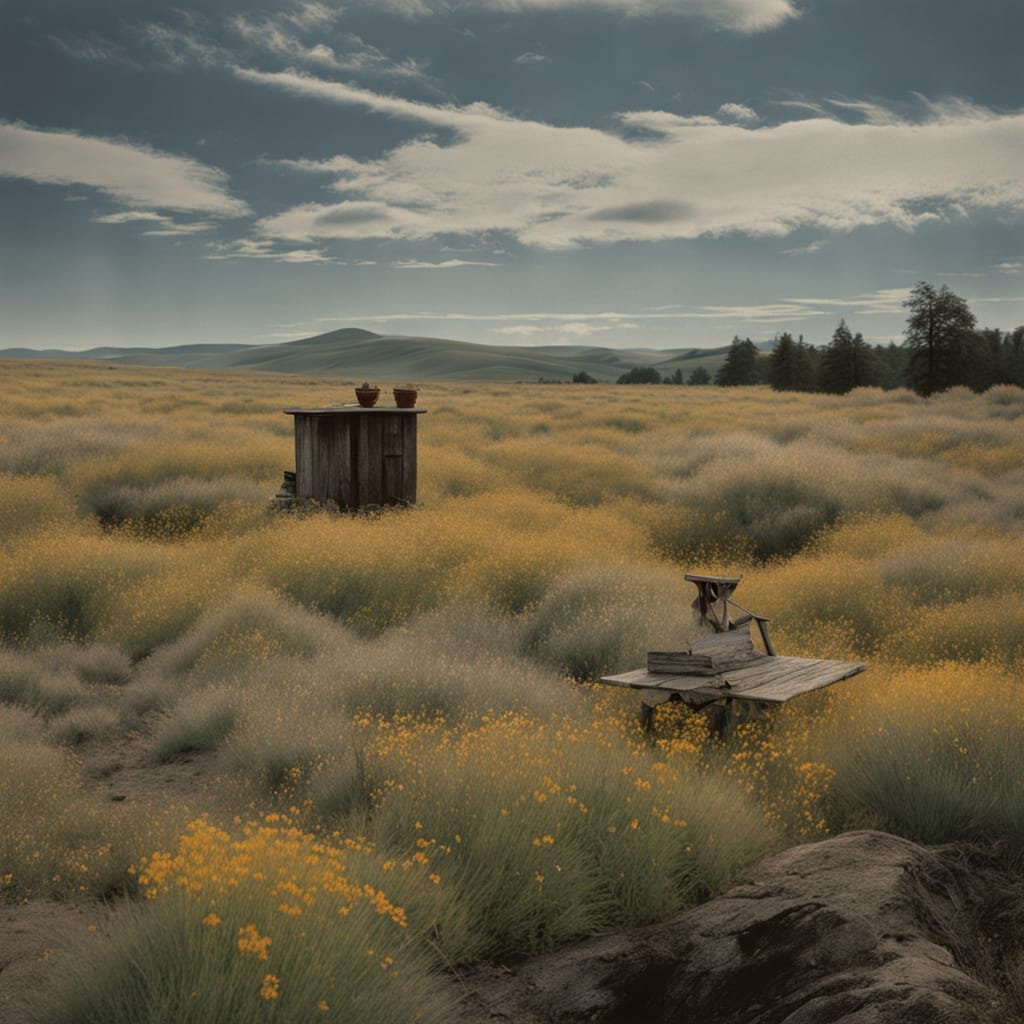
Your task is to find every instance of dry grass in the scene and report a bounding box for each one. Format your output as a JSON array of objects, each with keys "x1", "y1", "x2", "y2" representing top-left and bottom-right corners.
[{"x1": 2, "y1": 360, "x2": 1024, "y2": 1020}]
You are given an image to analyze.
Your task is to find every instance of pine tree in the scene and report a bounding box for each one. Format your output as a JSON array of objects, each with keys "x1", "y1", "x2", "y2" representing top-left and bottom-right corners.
[
  {"x1": 820, "y1": 320, "x2": 878, "y2": 393},
  {"x1": 768, "y1": 333, "x2": 817, "y2": 391},
  {"x1": 687, "y1": 366, "x2": 711, "y2": 385},
  {"x1": 715, "y1": 337, "x2": 759, "y2": 386},
  {"x1": 903, "y1": 283, "x2": 976, "y2": 395}
]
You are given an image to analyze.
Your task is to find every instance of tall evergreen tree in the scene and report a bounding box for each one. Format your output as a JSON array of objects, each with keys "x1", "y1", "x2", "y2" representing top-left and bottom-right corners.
[
  {"x1": 768, "y1": 333, "x2": 817, "y2": 391},
  {"x1": 1003, "y1": 327, "x2": 1024, "y2": 387},
  {"x1": 687, "y1": 366, "x2": 711, "y2": 385},
  {"x1": 820, "y1": 320, "x2": 878, "y2": 393},
  {"x1": 873, "y1": 342, "x2": 909, "y2": 390},
  {"x1": 715, "y1": 337, "x2": 759, "y2": 386},
  {"x1": 903, "y1": 282, "x2": 976, "y2": 395},
  {"x1": 768, "y1": 332, "x2": 798, "y2": 391}
]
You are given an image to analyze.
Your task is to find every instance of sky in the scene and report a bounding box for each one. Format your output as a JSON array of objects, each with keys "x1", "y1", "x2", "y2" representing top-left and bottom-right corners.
[{"x1": 1, "y1": 0, "x2": 1022, "y2": 352}]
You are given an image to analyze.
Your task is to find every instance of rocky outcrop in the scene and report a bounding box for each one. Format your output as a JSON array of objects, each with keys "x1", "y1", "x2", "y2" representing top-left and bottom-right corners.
[{"x1": 458, "y1": 831, "x2": 1013, "y2": 1024}]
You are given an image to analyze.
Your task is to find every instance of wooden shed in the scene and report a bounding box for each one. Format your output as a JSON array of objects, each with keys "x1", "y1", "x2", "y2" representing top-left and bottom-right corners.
[{"x1": 284, "y1": 405, "x2": 425, "y2": 510}]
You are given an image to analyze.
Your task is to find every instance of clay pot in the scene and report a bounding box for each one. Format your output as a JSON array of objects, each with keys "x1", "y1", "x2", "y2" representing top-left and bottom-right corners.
[
  {"x1": 393, "y1": 387, "x2": 418, "y2": 408},
  {"x1": 355, "y1": 386, "x2": 380, "y2": 408}
]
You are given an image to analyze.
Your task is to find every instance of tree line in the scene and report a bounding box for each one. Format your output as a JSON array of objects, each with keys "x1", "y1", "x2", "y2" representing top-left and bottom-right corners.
[{"x1": 614, "y1": 283, "x2": 1024, "y2": 396}]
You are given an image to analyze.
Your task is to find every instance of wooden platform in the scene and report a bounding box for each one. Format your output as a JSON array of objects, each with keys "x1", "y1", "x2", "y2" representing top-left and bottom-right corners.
[
  {"x1": 597, "y1": 573, "x2": 866, "y2": 735},
  {"x1": 600, "y1": 655, "x2": 865, "y2": 709}
]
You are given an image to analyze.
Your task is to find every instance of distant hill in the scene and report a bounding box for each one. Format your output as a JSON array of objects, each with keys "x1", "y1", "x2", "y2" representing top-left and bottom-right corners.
[{"x1": 0, "y1": 328, "x2": 768, "y2": 382}]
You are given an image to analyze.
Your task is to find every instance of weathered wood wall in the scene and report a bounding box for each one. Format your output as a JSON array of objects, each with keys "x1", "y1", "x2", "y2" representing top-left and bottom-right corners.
[{"x1": 287, "y1": 407, "x2": 423, "y2": 508}]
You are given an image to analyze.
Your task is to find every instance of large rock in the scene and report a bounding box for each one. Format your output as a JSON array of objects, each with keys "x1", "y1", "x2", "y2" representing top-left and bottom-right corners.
[{"x1": 457, "y1": 831, "x2": 1010, "y2": 1023}]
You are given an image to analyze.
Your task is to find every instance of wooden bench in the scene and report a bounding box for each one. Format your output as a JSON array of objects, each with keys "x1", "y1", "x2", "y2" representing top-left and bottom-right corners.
[{"x1": 599, "y1": 573, "x2": 865, "y2": 736}]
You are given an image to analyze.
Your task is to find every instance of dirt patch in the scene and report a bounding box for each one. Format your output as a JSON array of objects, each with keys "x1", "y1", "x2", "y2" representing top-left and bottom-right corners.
[
  {"x1": 0, "y1": 901, "x2": 100, "y2": 1024},
  {"x1": 68, "y1": 721, "x2": 219, "y2": 811}
]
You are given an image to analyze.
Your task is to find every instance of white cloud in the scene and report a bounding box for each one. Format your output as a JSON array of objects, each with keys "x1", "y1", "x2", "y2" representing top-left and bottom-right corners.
[
  {"x1": 92, "y1": 210, "x2": 216, "y2": 235},
  {"x1": 355, "y1": 0, "x2": 799, "y2": 33},
  {"x1": 288, "y1": 305, "x2": 830, "y2": 328},
  {"x1": 780, "y1": 240, "x2": 824, "y2": 256},
  {"x1": 92, "y1": 210, "x2": 174, "y2": 224},
  {"x1": 142, "y1": 222, "x2": 217, "y2": 237},
  {"x1": 822, "y1": 98, "x2": 903, "y2": 126},
  {"x1": 284, "y1": 2, "x2": 343, "y2": 29},
  {"x1": 995, "y1": 261, "x2": 1022, "y2": 275},
  {"x1": 138, "y1": 19, "x2": 224, "y2": 68},
  {"x1": 782, "y1": 288, "x2": 911, "y2": 316},
  {"x1": 514, "y1": 51, "x2": 549, "y2": 64},
  {"x1": 49, "y1": 34, "x2": 141, "y2": 68},
  {"x1": 560, "y1": 320, "x2": 639, "y2": 335},
  {"x1": 233, "y1": 67, "x2": 490, "y2": 128},
  {"x1": 246, "y1": 76, "x2": 1024, "y2": 251},
  {"x1": 392, "y1": 258, "x2": 500, "y2": 268},
  {"x1": 131, "y1": 8, "x2": 432, "y2": 85},
  {"x1": 206, "y1": 238, "x2": 335, "y2": 262},
  {"x1": 229, "y1": 14, "x2": 431, "y2": 80},
  {"x1": 492, "y1": 324, "x2": 547, "y2": 336},
  {"x1": 717, "y1": 102, "x2": 759, "y2": 124},
  {"x1": 0, "y1": 122, "x2": 250, "y2": 216}
]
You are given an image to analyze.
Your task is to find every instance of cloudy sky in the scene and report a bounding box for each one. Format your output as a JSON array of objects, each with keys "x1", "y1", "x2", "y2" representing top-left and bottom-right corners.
[{"x1": 2, "y1": 0, "x2": 1022, "y2": 351}]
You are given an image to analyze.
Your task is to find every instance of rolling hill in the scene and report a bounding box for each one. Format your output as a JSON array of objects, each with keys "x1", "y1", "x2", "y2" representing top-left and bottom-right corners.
[{"x1": 0, "y1": 327, "x2": 762, "y2": 382}]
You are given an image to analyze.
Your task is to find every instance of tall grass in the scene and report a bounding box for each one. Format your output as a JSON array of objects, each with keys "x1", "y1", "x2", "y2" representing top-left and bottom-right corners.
[
  {"x1": 825, "y1": 663, "x2": 1024, "y2": 849},
  {"x1": 3, "y1": 362, "x2": 1024, "y2": 1020},
  {"x1": 47, "y1": 816, "x2": 451, "y2": 1024},
  {"x1": 0, "y1": 705, "x2": 141, "y2": 898},
  {"x1": 367, "y1": 712, "x2": 776, "y2": 959}
]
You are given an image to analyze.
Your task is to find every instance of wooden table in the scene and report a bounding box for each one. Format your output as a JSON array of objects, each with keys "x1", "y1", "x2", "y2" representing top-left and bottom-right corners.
[{"x1": 598, "y1": 573, "x2": 866, "y2": 735}]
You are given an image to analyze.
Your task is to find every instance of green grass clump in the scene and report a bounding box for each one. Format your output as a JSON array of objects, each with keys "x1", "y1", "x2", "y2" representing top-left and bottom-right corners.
[
  {"x1": 523, "y1": 564, "x2": 699, "y2": 679},
  {"x1": 826, "y1": 663, "x2": 1024, "y2": 849},
  {"x1": 81, "y1": 476, "x2": 267, "y2": 534},
  {"x1": 48, "y1": 704, "x2": 123, "y2": 746},
  {"x1": 368, "y1": 712, "x2": 776, "y2": 962},
  {"x1": 0, "y1": 648, "x2": 85, "y2": 713},
  {"x1": 46, "y1": 816, "x2": 452, "y2": 1024},
  {"x1": 0, "y1": 705, "x2": 140, "y2": 898},
  {"x1": 151, "y1": 686, "x2": 239, "y2": 760}
]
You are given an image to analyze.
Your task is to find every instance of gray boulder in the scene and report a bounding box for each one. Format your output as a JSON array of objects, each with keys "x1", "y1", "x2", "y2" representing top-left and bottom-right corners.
[{"x1": 457, "y1": 830, "x2": 1010, "y2": 1023}]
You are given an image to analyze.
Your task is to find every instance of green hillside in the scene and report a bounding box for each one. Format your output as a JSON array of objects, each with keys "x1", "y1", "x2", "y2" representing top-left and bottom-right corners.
[{"x1": 0, "y1": 327, "x2": 743, "y2": 382}]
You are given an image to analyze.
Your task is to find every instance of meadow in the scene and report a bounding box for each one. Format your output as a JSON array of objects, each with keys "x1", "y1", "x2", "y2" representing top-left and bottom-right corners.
[{"x1": 1, "y1": 359, "x2": 1023, "y2": 1022}]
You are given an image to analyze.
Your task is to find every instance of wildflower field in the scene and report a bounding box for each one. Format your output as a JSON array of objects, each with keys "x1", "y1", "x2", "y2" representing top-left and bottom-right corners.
[{"x1": 2, "y1": 359, "x2": 1024, "y2": 1023}]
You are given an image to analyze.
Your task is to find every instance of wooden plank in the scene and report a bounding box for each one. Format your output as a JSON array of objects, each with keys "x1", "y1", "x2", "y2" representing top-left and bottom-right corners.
[
  {"x1": 599, "y1": 669, "x2": 722, "y2": 693},
  {"x1": 294, "y1": 416, "x2": 314, "y2": 499},
  {"x1": 739, "y1": 661, "x2": 865, "y2": 703},
  {"x1": 600, "y1": 656, "x2": 865, "y2": 705},
  {"x1": 311, "y1": 416, "x2": 332, "y2": 500},
  {"x1": 382, "y1": 414, "x2": 403, "y2": 456},
  {"x1": 402, "y1": 414, "x2": 417, "y2": 503},
  {"x1": 358, "y1": 413, "x2": 384, "y2": 504},
  {"x1": 284, "y1": 407, "x2": 426, "y2": 416},
  {"x1": 338, "y1": 416, "x2": 355, "y2": 508},
  {"x1": 681, "y1": 662, "x2": 851, "y2": 704},
  {"x1": 717, "y1": 656, "x2": 822, "y2": 689},
  {"x1": 647, "y1": 630, "x2": 764, "y2": 676},
  {"x1": 324, "y1": 416, "x2": 351, "y2": 505},
  {"x1": 381, "y1": 413, "x2": 403, "y2": 503},
  {"x1": 383, "y1": 455, "x2": 403, "y2": 503}
]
